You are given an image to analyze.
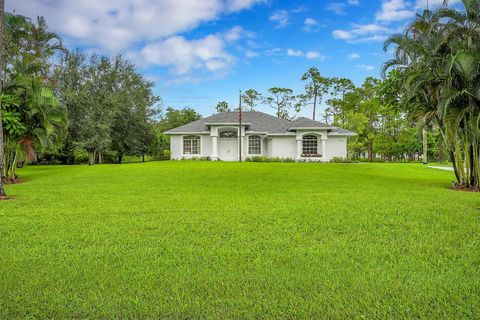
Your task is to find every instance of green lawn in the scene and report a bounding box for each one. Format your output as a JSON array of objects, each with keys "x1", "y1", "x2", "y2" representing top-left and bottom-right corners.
[{"x1": 1, "y1": 162, "x2": 479, "y2": 318}]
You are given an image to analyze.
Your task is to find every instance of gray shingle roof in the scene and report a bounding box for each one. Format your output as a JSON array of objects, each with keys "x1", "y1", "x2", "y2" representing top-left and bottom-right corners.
[
  {"x1": 289, "y1": 117, "x2": 333, "y2": 129},
  {"x1": 164, "y1": 111, "x2": 355, "y2": 136}
]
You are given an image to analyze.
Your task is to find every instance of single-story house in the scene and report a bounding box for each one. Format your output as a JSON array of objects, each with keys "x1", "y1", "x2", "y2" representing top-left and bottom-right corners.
[{"x1": 164, "y1": 111, "x2": 355, "y2": 161}]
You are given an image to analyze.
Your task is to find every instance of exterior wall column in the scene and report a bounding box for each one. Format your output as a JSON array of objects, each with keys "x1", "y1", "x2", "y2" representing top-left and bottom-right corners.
[
  {"x1": 321, "y1": 137, "x2": 327, "y2": 160},
  {"x1": 211, "y1": 135, "x2": 218, "y2": 160},
  {"x1": 296, "y1": 138, "x2": 302, "y2": 160},
  {"x1": 210, "y1": 126, "x2": 218, "y2": 161},
  {"x1": 240, "y1": 126, "x2": 245, "y2": 161}
]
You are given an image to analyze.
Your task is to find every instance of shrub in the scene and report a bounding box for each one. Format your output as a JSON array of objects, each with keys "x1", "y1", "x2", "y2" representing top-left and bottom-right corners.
[
  {"x1": 102, "y1": 151, "x2": 118, "y2": 164},
  {"x1": 330, "y1": 157, "x2": 357, "y2": 163},
  {"x1": 245, "y1": 156, "x2": 295, "y2": 163},
  {"x1": 73, "y1": 148, "x2": 89, "y2": 164},
  {"x1": 179, "y1": 156, "x2": 210, "y2": 161},
  {"x1": 162, "y1": 150, "x2": 171, "y2": 160}
]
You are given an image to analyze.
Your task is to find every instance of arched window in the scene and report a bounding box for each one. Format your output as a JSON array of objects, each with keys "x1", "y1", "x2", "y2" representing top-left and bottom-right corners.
[
  {"x1": 183, "y1": 136, "x2": 200, "y2": 155},
  {"x1": 302, "y1": 135, "x2": 318, "y2": 156},
  {"x1": 248, "y1": 136, "x2": 261, "y2": 155},
  {"x1": 219, "y1": 131, "x2": 238, "y2": 138}
]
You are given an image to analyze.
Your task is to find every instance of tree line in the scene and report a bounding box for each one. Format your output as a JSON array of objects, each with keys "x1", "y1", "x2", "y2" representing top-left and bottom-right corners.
[
  {"x1": 0, "y1": 11, "x2": 193, "y2": 179},
  {"x1": 383, "y1": 0, "x2": 480, "y2": 189},
  {"x1": 1, "y1": 0, "x2": 478, "y2": 195},
  {"x1": 216, "y1": 69, "x2": 443, "y2": 163}
]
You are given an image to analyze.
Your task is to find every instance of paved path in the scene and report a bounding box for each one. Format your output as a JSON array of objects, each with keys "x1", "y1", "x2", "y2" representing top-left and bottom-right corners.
[{"x1": 428, "y1": 166, "x2": 454, "y2": 172}]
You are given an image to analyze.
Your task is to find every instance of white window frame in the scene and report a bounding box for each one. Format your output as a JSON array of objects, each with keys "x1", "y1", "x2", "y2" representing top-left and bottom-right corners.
[
  {"x1": 248, "y1": 135, "x2": 262, "y2": 155},
  {"x1": 302, "y1": 135, "x2": 318, "y2": 156},
  {"x1": 183, "y1": 135, "x2": 201, "y2": 155}
]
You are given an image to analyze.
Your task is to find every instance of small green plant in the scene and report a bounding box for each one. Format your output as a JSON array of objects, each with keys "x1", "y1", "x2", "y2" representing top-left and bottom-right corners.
[
  {"x1": 330, "y1": 157, "x2": 357, "y2": 163},
  {"x1": 180, "y1": 156, "x2": 211, "y2": 161},
  {"x1": 161, "y1": 150, "x2": 171, "y2": 160},
  {"x1": 245, "y1": 156, "x2": 295, "y2": 162},
  {"x1": 73, "y1": 148, "x2": 89, "y2": 164}
]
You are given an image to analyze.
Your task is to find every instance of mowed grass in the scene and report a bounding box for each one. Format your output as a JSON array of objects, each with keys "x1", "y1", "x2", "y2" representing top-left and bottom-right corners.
[{"x1": 1, "y1": 162, "x2": 479, "y2": 319}]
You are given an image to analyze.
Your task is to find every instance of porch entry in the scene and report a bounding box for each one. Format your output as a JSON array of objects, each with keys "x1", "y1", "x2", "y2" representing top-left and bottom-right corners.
[{"x1": 219, "y1": 130, "x2": 239, "y2": 161}]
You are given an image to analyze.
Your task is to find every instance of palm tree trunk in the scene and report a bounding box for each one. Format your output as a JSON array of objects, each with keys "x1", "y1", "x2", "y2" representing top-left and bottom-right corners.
[
  {"x1": 0, "y1": 0, "x2": 5, "y2": 197},
  {"x1": 422, "y1": 126, "x2": 428, "y2": 164},
  {"x1": 11, "y1": 149, "x2": 18, "y2": 182}
]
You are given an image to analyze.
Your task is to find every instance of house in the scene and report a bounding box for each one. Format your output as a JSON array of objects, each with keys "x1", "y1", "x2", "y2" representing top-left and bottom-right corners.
[{"x1": 164, "y1": 111, "x2": 355, "y2": 161}]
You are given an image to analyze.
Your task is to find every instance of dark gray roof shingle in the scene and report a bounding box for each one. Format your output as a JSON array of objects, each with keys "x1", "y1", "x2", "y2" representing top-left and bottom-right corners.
[
  {"x1": 289, "y1": 117, "x2": 333, "y2": 129},
  {"x1": 164, "y1": 111, "x2": 355, "y2": 135}
]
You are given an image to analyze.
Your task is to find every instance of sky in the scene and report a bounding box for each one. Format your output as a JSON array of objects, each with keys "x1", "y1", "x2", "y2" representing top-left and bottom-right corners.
[{"x1": 6, "y1": 0, "x2": 461, "y2": 118}]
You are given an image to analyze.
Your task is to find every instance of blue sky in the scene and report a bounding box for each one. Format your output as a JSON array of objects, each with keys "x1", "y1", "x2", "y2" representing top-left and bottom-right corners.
[{"x1": 7, "y1": 0, "x2": 459, "y2": 118}]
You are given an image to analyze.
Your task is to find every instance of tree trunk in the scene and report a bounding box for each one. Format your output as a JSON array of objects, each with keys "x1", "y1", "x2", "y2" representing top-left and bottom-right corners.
[
  {"x1": 368, "y1": 140, "x2": 373, "y2": 162},
  {"x1": 142, "y1": 154, "x2": 145, "y2": 162},
  {"x1": 312, "y1": 92, "x2": 317, "y2": 120},
  {"x1": 98, "y1": 152, "x2": 102, "y2": 164},
  {"x1": 438, "y1": 141, "x2": 446, "y2": 162},
  {"x1": 11, "y1": 149, "x2": 18, "y2": 182},
  {"x1": 88, "y1": 151, "x2": 95, "y2": 166},
  {"x1": 118, "y1": 154, "x2": 123, "y2": 164},
  {"x1": 0, "y1": 0, "x2": 6, "y2": 197},
  {"x1": 422, "y1": 127, "x2": 428, "y2": 164}
]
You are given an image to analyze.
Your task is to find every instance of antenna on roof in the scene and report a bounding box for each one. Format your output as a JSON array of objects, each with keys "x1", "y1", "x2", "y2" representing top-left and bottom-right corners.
[{"x1": 238, "y1": 90, "x2": 242, "y2": 162}]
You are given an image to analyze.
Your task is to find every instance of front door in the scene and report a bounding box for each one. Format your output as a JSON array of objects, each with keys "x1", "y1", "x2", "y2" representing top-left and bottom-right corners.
[{"x1": 219, "y1": 139, "x2": 238, "y2": 161}]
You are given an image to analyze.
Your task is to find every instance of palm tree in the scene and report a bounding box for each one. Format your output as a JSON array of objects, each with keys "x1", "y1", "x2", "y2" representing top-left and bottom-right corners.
[
  {"x1": 2, "y1": 74, "x2": 66, "y2": 180},
  {"x1": 384, "y1": 1, "x2": 480, "y2": 188},
  {"x1": 0, "y1": 0, "x2": 6, "y2": 197}
]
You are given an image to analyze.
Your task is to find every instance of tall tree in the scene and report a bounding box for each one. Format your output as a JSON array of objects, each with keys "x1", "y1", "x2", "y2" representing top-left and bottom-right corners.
[
  {"x1": 383, "y1": 0, "x2": 480, "y2": 188},
  {"x1": 55, "y1": 52, "x2": 160, "y2": 165},
  {"x1": 0, "y1": 0, "x2": 5, "y2": 197},
  {"x1": 325, "y1": 77, "x2": 355, "y2": 125},
  {"x1": 241, "y1": 89, "x2": 262, "y2": 111},
  {"x1": 264, "y1": 87, "x2": 295, "y2": 119},
  {"x1": 156, "y1": 107, "x2": 202, "y2": 132},
  {"x1": 215, "y1": 101, "x2": 230, "y2": 113},
  {"x1": 298, "y1": 67, "x2": 331, "y2": 121}
]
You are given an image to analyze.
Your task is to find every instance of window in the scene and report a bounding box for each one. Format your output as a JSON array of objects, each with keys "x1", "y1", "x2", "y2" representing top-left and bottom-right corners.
[
  {"x1": 248, "y1": 136, "x2": 261, "y2": 154},
  {"x1": 302, "y1": 135, "x2": 318, "y2": 156},
  {"x1": 219, "y1": 131, "x2": 238, "y2": 138},
  {"x1": 183, "y1": 136, "x2": 200, "y2": 155}
]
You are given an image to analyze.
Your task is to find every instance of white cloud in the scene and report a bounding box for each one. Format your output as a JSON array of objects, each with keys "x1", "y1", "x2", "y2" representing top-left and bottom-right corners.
[
  {"x1": 7, "y1": 0, "x2": 268, "y2": 82},
  {"x1": 333, "y1": 23, "x2": 390, "y2": 42},
  {"x1": 245, "y1": 50, "x2": 259, "y2": 58},
  {"x1": 348, "y1": 53, "x2": 360, "y2": 60},
  {"x1": 375, "y1": 0, "x2": 415, "y2": 22},
  {"x1": 305, "y1": 51, "x2": 323, "y2": 59},
  {"x1": 270, "y1": 10, "x2": 290, "y2": 28},
  {"x1": 226, "y1": 0, "x2": 268, "y2": 12},
  {"x1": 137, "y1": 35, "x2": 234, "y2": 75},
  {"x1": 7, "y1": 0, "x2": 266, "y2": 52},
  {"x1": 326, "y1": 2, "x2": 347, "y2": 15},
  {"x1": 326, "y1": 0, "x2": 360, "y2": 15},
  {"x1": 415, "y1": 0, "x2": 460, "y2": 9},
  {"x1": 303, "y1": 17, "x2": 321, "y2": 32},
  {"x1": 357, "y1": 64, "x2": 376, "y2": 71},
  {"x1": 223, "y1": 26, "x2": 254, "y2": 42},
  {"x1": 287, "y1": 49, "x2": 304, "y2": 57},
  {"x1": 285, "y1": 49, "x2": 325, "y2": 60},
  {"x1": 332, "y1": 30, "x2": 354, "y2": 40}
]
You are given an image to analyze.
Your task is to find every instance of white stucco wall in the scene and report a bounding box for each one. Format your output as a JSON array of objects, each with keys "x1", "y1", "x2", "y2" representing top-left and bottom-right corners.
[
  {"x1": 170, "y1": 135, "x2": 183, "y2": 160},
  {"x1": 269, "y1": 136, "x2": 297, "y2": 158},
  {"x1": 265, "y1": 139, "x2": 272, "y2": 157},
  {"x1": 170, "y1": 135, "x2": 211, "y2": 160},
  {"x1": 170, "y1": 133, "x2": 349, "y2": 161},
  {"x1": 325, "y1": 136, "x2": 347, "y2": 160},
  {"x1": 202, "y1": 135, "x2": 212, "y2": 158}
]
